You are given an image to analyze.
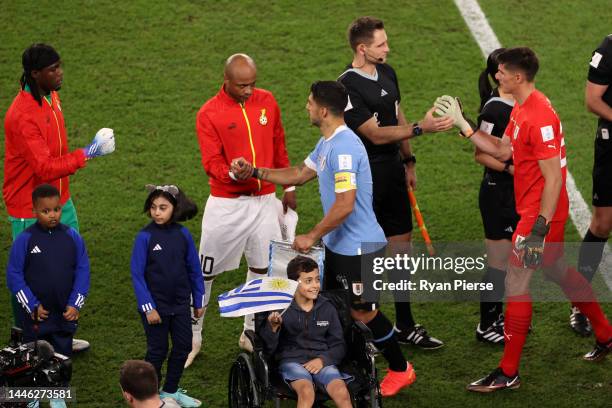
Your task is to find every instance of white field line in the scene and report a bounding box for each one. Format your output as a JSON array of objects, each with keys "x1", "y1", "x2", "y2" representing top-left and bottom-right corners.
[{"x1": 453, "y1": 0, "x2": 612, "y2": 291}]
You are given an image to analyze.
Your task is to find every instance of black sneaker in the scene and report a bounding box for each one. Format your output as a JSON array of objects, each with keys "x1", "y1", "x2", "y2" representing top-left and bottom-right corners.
[
  {"x1": 395, "y1": 324, "x2": 444, "y2": 349},
  {"x1": 476, "y1": 318, "x2": 505, "y2": 345},
  {"x1": 583, "y1": 338, "x2": 612, "y2": 362},
  {"x1": 570, "y1": 306, "x2": 592, "y2": 337},
  {"x1": 467, "y1": 367, "x2": 520, "y2": 393}
]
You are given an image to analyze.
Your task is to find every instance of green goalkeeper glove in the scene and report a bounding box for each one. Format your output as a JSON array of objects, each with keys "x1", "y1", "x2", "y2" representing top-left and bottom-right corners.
[{"x1": 434, "y1": 95, "x2": 476, "y2": 138}]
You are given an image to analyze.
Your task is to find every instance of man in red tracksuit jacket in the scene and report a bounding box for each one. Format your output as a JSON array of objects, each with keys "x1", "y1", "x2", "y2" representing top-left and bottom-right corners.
[
  {"x1": 3, "y1": 43, "x2": 115, "y2": 353},
  {"x1": 186, "y1": 53, "x2": 295, "y2": 366}
]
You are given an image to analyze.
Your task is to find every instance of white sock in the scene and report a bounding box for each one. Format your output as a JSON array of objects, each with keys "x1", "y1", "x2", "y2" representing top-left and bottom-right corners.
[
  {"x1": 193, "y1": 279, "x2": 213, "y2": 337},
  {"x1": 244, "y1": 269, "x2": 266, "y2": 331}
]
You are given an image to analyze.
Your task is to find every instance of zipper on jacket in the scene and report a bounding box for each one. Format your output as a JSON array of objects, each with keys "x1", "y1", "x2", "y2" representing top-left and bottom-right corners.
[
  {"x1": 45, "y1": 96, "x2": 63, "y2": 196},
  {"x1": 239, "y1": 103, "x2": 261, "y2": 191}
]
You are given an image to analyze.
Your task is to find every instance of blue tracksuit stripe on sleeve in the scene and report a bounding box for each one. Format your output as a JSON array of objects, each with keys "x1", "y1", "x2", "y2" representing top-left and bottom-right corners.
[
  {"x1": 66, "y1": 227, "x2": 91, "y2": 310},
  {"x1": 7, "y1": 231, "x2": 39, "y2": 314}
]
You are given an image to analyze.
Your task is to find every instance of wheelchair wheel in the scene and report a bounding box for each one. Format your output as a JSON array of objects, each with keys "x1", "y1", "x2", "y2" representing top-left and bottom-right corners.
[
  {"x1": 228, "y1": 354, "x2": 255, "y2": 408},
  {"x1": 372, "y1": 381, "x2": 383, "y2": 408}
]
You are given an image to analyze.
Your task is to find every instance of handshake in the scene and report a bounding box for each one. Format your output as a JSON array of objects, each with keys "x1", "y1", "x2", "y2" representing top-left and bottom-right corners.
[
  {"x1": 83, "y1": 128, "x2": 116, "y2": 160},
  {"x1": 433, "y1": 95, "x2": 476, "y2": 138},
  {"x1": 230, "y1": 157, "x2": 256, "y2": 181}
]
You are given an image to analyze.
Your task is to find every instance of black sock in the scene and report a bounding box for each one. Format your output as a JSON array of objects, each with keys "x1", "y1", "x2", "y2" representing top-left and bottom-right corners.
[
  {"x1": 389, "y1": 268, "x2": 416, "y2": 330},
  {"x1": 366, "y1": 311, "x2": 407, "y2": 372},
  {"x1": 394, "y1": 301, "x2": 416, "y2": 331},
  {"x1": 578, "y1": 229, "x2": 608, "y2": 282},
  {"x1": 479, "y1": 266, "x2": 506, "y2": 328}
]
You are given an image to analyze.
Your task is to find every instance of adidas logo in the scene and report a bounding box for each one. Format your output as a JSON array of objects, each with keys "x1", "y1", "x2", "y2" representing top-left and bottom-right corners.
[
  {"x1": 505, "y1": 226, "x2": 513, "y2": 233},
  {"x1": 153, "y1": 244, "x2": 162, "y2": 251},
  {"x1": 30, "y1": 246, "x2": 42, "y2": 254},
  {"x1": 594, "y1": 193, "x2": 599, "y2": 200},
  {"x1": 380, "y1": 89, "x2": 388, "y2": 97}
]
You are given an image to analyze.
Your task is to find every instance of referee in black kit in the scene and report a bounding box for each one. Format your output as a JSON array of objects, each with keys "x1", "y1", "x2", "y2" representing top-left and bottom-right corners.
[
  {"x1": 574, "y1": 34, "x2": 612, "y2": 336},
  {"x1": 473, "y1": 48, "x2": 518, "y2": 345},
  {"x1": 338, "y1": 16, "x2": 452, "y2": 349}
]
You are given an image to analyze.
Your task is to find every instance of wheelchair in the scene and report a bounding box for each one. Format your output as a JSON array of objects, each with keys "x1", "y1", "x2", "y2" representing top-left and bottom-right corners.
[{"x1": 228, "y1": 289, "x2": 383, "y2": 407}]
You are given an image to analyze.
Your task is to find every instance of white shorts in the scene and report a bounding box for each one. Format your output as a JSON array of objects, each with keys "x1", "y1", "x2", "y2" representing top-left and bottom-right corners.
[{"x1": 199, "y1": 193, "x2": 281, "y2": 277}]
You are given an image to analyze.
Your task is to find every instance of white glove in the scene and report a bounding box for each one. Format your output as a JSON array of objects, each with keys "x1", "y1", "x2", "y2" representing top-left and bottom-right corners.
[
  {"x1": 84, "y1": 128, "x2": 115, "y2": 159},
  {"x1": 434, "y1": 96, "x2": 475, "y2": 138}
]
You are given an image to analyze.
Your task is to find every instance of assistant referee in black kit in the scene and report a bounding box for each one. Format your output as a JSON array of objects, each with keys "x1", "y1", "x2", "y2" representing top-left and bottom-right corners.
[
  {"x1": 574, "y1": 34, "x2": 612, "y2": 335},
  {"x1": 338, "y1": 16, "x2": 452, "y2": 349}
]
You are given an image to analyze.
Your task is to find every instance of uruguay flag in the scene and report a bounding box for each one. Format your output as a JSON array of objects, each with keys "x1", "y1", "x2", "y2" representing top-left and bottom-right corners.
[{"x1": 218, "y1": 277, "x2": 298, "y2": 317}]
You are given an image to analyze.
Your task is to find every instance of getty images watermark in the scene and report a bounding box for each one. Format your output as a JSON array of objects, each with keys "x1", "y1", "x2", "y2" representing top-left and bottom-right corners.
[{"x1": 357, "y1": 242, "x2": 612, "y2": 303}]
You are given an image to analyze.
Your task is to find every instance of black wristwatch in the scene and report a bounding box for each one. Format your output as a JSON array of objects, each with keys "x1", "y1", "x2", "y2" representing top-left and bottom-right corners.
[
  {"x1": 412, "y1": 122, "x2": 423, "y2": 137},
  {"x1": 402, "y1": 154, "x2": 416, "y2": 165}
]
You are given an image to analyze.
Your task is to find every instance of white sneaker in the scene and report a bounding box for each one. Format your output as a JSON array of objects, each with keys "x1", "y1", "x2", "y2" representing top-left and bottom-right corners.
[
  {"x1": 50, "y1": 399, "x2": 67, "y2": 408},
  {"x1": 161, "y1": 397, "x2": 182, "y2": 408},
  {"x1": 72, "y1": 338, "x2": 90, "y2": 353},
  {"x1": 239, "y1": 331, "x2": 254, "y2": 352}
]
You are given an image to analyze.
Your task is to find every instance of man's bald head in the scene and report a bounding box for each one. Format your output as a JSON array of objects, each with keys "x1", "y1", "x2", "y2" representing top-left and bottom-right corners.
[
  {"x1": 224, "y1": 53, "x2": 256, "y2": 79},
  {"x1": 223, "y1": 53, "x2": 257, "y2": 103}
]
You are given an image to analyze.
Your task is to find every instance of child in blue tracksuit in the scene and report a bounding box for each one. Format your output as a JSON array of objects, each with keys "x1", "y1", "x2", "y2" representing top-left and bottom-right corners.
[
  {"x1": 7, "y1": 184, "x2": 89, "y2": 408},
  {"x1": 130, "y1": 184, "x2": 204, "y2": 408},
  {"x1": 7, "y1": 184, "x2": 90, "y2": 356}
]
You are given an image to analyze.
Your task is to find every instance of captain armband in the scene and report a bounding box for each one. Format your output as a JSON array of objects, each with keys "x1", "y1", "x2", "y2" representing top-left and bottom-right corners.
[{"x1": 334, "y1": 172, "x2": 357, "y2": 193}]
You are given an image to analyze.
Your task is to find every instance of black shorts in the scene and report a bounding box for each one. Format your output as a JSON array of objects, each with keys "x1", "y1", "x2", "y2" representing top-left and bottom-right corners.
[
  {"x1": 323, "y1": 246, "x2": 385, "y2": 311},
  {"x1": 370, "y1": 158, "x2": 413, "y2": 237},
  {"x1": 592, "y1": 124, "x2": 612, "y2": 207},
  {"x1": 479, "y1": 176, "x2": 519, "y2": 240}
]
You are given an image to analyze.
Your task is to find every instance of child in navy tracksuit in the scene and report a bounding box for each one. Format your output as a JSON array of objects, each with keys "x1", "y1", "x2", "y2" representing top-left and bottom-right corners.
[
  {"x1": 130, "y1": 184, "x2": 204, "y2": 408},
  {"x1": 259, "y1": 256, "x2": 352, "y2": 408},
  {"x1": 6, "y1": 184, "x2": 89, "y2": 408},
  {"x1": 7, "y1": 184, "x2": 90, "y2": 358}
]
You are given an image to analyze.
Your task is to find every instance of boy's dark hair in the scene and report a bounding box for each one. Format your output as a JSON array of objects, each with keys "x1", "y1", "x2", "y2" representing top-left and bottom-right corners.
[
  {"x1": 310, "y1": 81, "x2": 348, "y2": 116},
  {"x1": 287, "y1": 256, "x2": 319, "y2": 281},
  {"x1": 119, "y1": 360, "x2": 158, "y2": 401},
  {"x1": 478, "y1": 48, "x2": 506, "y2": 112},
  {"x1": 497, "y1": 47, "x2": 539, "y2": 82},
  {"x1": 32, "y1": 184, "x2": 60, "y2": 205},
  {"x1": 348, "y1": 16, "x2": 385, "y2": 52},
  {"x1": 21, "y1": 43, "x2": 61, "y2": 106},
  {"x1": 143, "y1": 185, "x2": 198, "y2": 222}
]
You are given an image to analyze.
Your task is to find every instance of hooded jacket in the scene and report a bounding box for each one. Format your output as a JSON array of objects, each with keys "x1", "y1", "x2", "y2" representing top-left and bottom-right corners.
[{"x1": 258, "y1": 295, "x2": 345, "y2": 366}]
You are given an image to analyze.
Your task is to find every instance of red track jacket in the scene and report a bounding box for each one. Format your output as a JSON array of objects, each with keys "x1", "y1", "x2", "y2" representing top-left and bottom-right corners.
[
  {"x1": 3, "y1": 90, "x2": 86, "y2": 218},
  {"x1": 196, "y1": 86, "x2": 291, "y2": 198}
]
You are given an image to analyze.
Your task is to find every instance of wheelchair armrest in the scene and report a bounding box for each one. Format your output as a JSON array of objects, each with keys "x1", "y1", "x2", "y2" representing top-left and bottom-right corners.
[
  {"x1": 243, "y1": 329, "x2": 264, "y2": 352},
  {"x1": 352, "y1": 320, "x2": 373, "y2": 342},
  {"x1": 351, "y1": 321, "x2": 379, "y2": 362}
]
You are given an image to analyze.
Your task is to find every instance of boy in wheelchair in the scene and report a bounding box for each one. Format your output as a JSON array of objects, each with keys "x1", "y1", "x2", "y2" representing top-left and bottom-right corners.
[{"x1": 259, "y1": 256, "x2": 352, "y2": 408}]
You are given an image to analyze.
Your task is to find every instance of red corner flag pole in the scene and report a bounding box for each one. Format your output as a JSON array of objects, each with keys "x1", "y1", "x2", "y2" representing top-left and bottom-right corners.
[{"x1": 408, "y1": 188, "x2": 435, "y2": 256}]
